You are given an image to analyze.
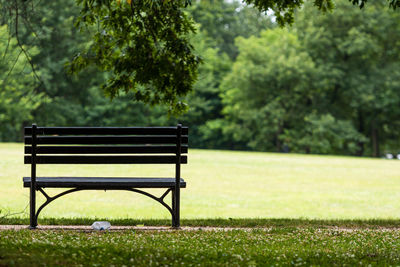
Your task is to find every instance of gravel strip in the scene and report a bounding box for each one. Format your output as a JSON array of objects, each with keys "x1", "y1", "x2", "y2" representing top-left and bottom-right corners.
[
  {"x1": 0, "y1": 225, "x2": 260, "y2": 232},
  {"x1": 1, "y1": 225, "x2": 400, "y2": 232}
]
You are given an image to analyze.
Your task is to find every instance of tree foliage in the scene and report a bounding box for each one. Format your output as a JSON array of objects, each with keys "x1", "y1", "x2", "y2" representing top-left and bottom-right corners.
[
  {"x1": 1, "y1": 0, "x2": 398, "y2": 113},
  {"x1": 68, "y1": 0, "x2": 398, "y2": 111},
  {"x1": 0, "y1": 0, "x2": 399, "y2": 157},
  {"x1": 0, "y1": 25, "x2": 44, "y2": 141},
  {"x1": 294, "y1": 0, "x2": 400, "y2": 156},
  {"x1": 69, "y1": 0, "x2": 201, "y2": 114},
  {"x1": 188, "y1": 0, "x2": 273, "y2": 59},
  {"x1": 221, "y1": 29, "x2": 319, "y2": 152},
  {"x1": 218, "y1": 0, "x2": 400, "y2": 156}
]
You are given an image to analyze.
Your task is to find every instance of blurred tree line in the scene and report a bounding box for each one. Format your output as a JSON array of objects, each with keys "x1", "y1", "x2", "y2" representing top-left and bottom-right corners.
[{"x1": 1, "y1": 0, "x2": 399, "y2": 157}]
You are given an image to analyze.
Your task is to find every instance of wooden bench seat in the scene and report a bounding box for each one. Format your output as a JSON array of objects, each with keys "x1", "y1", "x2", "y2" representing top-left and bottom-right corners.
[{"x1": 23, "y1": 177, "x2": 186, "y2": 189}]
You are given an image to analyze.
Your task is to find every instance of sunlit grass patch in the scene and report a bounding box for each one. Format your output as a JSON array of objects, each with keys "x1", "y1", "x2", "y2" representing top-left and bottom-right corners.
[{"x1": 1, "y1": 143, "x2": 399, "y2": 220}]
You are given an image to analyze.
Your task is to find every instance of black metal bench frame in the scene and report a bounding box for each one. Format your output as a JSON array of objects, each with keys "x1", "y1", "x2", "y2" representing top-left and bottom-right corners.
[{"x1": 24, "y1": 124, "x2": 188, "y2": 229}]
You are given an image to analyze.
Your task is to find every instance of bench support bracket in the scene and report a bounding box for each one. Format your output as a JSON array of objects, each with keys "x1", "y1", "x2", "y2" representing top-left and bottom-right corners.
[{"x1": 32, "y1": 187, "x2": 176, "y2": 228}]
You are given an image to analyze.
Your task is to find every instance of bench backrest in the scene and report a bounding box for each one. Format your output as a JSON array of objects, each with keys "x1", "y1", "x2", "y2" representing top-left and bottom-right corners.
[{"x1": 24, "y1": 125, "x2": 188, "y2": 165}]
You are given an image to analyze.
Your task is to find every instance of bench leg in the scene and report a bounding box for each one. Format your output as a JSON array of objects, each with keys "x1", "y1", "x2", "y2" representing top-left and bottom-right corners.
[
  {"x1": 29, "y1": 186, "x2": 37, "y2": 229},
  {"x1": 171, "y1": 188, "x2": 181, "y2": 228},
  {"x1": 172, "y1": 188, "x2": 180, "y2": 228},
  {"x1": 171, "y1": 188, "x2": 176, "y2": 227}
]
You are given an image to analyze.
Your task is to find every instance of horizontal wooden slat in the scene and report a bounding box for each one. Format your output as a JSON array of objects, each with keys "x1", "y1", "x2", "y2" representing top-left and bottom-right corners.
[
  {"x1": 25, "y1": 135, "x2": 188, "y2": 145},
  {"x1": 24, "y1": 155, "x2": 187, "y2": 164},
  {"x1": 25, "y1": 126, "x2": 188, "y2": 136},
  {"x1": 25, "y1": 145, "x2": 188, "y2": 154},
  {"x1": 23, "y1": 177, "x2": 186, "y2": 189}
]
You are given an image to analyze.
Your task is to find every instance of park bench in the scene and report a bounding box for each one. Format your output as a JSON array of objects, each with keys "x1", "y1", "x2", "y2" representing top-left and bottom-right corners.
[{"x1": 24, "y1": 124, "x2": 188, "y2": 229}]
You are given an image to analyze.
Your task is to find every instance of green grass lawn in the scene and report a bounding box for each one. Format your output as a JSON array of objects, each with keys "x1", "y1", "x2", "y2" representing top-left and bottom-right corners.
[
  {"x1": 2, "y1": 143, "x2": 400, "y2": 266},
  {"x1": 2, "y1": 227, "x2": 400, "y2": 266},
  {"x1": 1, "y1": 143, "x2": 400, "y2": 220}
]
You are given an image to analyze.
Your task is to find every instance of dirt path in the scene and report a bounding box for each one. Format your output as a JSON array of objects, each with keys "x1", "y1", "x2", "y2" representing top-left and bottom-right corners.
[
  {"x1": 0, "y1": 225, "x2": 258, "y2": 231},
  {"x1": 1, "y1": 225, "x2": 400, "y2": 232}
]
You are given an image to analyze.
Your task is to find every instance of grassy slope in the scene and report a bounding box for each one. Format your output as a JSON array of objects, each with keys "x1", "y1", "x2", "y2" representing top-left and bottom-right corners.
[{"x1": 1, "y1": 143, "x2": 399, "y2": 220}]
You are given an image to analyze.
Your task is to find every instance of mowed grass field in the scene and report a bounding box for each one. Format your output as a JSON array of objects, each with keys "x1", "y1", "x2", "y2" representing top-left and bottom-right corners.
[
  {"x1": 3, "y1": 228, "x2": 400, "y2": 266},
  {"x1": 0, "y1": 142, "x2": 399, "y2": 220}
]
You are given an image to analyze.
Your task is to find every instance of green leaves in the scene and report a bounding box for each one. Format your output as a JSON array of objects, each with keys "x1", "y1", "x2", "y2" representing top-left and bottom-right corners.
[
  {"x1": 69, "y1": 0, "x2": 201, "y2": 114},
  {"x1": 67, "y1": 0, "x2": 399, "y2": 116},
  {"x1": 218, "y1": 0, "x2": 400, "y2": 155},
  {"x1": 389, "y1": 0, "x2": 400, "y2": 9},
  {"x1": 314, "y1": 0, "x2": 335, "y2": 12},
  {"x1": 220, "y1": 28, "x2": 317, "y2": 152},
  {"x1": 0, "y1": 25, "x2": 45, "y2": 141}
]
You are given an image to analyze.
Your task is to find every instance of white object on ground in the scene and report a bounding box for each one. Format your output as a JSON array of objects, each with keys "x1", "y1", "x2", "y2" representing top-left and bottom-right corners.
[
  {"x1": 91, "y1": 221, "x2": 111, "y2": 230},
  {"x1": 386, "y1": 153, "x2": 393, "y2": 159}
]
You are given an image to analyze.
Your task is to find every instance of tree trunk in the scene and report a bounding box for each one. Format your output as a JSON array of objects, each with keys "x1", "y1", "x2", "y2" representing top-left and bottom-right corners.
[
  {"x1": 276, "y1": 137, "x2": 282, "y2": 152},
  {"x1": 356, "y1": 142, "x2": 364, "y2": 157},
  {"x1": 275, "y1": 123, "x2": 283, "y2": 152},
  {"x1": 371, "y1": 125, "x2": 380, "y2": 157},
  {"x1": 356, "y1": 111, "x2": 364, "y2": 156}
]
